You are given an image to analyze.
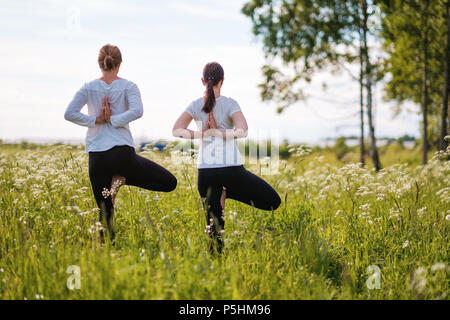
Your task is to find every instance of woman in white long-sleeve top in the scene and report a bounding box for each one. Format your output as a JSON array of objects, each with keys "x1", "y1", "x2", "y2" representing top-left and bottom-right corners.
[{"x1": 65, "y1": 44, "x2": 177, "y2": 243}]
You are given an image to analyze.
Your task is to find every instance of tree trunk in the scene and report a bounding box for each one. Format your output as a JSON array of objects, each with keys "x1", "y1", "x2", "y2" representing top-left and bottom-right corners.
[
  {"x1": 362, "y1": 0, "x2": 381, "y2": 171},
  {"x1": 421, "y1": 0, "x2": 430, "y2": 165},
  {"x1": 439, "y1": 0, "x2": 450, "y2": 151},
  {"x1": 359, "y1": 25, "x2": 365, "y2": 166}
]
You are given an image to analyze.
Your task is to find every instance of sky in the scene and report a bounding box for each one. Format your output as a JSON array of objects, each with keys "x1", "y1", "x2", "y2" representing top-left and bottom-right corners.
[{"x1": 0, "y1": 0, "x2": 421, "y2": 145}]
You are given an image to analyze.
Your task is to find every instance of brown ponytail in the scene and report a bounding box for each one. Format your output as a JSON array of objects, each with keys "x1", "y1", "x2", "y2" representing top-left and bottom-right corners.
[
  {"x1": 98, "y1": 44, "x2": 122, "y2": 71},
  {"x1": 202, "y1": 62, "x2": 224, "y2": 113}
]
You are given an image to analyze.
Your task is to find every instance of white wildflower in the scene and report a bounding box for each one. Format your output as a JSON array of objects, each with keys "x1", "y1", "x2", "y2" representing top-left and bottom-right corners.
[
  {"x1": 88, "y1": 222, "x2": 104, "y2": 234},
  {"x1": 102, "y1": 188, "x2": 111, "y2": 199},
  {"x1": 417, "y1": 207, "x2": 427, "y2": 216},
  {"x1": 430, "y1": 263, "x2": 446, "y2": 272},
  {"x1": 402, "y1": 240, "x2": 409, "y2": 248}
]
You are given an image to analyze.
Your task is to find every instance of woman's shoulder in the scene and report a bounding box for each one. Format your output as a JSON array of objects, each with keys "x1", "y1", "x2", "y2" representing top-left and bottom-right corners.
[
  {"x1": 184, "y1": 97, "x2": 203, "y2": 116},
  {"x1": 83, "y1": 78, "x2": 135, "y2": 90},
  {"x1": 189, "y1": 97, "x2": 205, "y2": 108},
  {"x1": 217, "y1": 96, "x2": 240, "y2": 108},
  {"x1": 187, "y1": 96, "x2": 241, "y2": 114},
  {"x1": 217, "y1": 95, "x2": 238, "y2": 103},
  {"x1": 113, "y1": 78, "x2": 137, "y2": 90}
]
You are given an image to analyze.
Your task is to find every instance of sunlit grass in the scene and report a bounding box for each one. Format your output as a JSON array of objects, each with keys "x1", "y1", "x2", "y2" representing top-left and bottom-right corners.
[{"x1": 0, "y1": 143, "x2": 448, "y2": 300}]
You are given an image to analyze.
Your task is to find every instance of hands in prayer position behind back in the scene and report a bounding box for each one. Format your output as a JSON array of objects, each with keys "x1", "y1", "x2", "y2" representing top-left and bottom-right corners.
[{"x1": 96, "y1": 96, "x2": 111, "y2": 124}]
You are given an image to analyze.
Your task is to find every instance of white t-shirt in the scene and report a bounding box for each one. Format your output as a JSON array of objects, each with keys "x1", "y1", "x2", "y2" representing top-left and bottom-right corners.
[
  {"x1": 64, "y1": 79, "x2": 143, "y2": 153},
  {"x1": 185, "y1": 96, "x2": 244, "y2": 169}
]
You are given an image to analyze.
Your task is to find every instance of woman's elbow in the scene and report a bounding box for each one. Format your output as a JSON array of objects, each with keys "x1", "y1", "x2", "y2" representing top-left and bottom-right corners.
[
  {"x1": 172, "y1": 127, "x2": 181, "y2": 138},
  {"x1": 172, "y1": 127, "x2": 189, "y2": 139},
  {"x1": 64, "y1": 110, "x2": 73, "y2": 121},
  {"x1": 135, "y1": 108, "x2": 143, "y2": 119},
  {"x1": 237, "y1": 127, "x2": 248, "y2": 138}
]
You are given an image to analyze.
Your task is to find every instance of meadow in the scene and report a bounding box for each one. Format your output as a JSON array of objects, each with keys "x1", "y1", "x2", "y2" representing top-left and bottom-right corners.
[{"x1": 0, "y1": 141, "x2": 448, "y2": 300}]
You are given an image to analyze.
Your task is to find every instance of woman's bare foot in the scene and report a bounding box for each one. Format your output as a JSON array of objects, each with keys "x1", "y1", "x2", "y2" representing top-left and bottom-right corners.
[
  {"x1": 110, "y1": 175, "x2": 126, "y2": 205},
  {"x1": 220, "y1": 187, "x2": 226, "y2": 211}
]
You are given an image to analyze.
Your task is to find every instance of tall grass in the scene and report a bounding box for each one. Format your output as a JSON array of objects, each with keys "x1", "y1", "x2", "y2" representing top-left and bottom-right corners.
[{"x1": 0, "y1": 143, "x2": 448, "y2": 299}]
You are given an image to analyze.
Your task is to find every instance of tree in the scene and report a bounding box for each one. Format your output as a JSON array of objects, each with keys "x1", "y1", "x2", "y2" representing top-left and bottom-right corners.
[
  {"x1": 359, "y1": 34, "x2": 365, "y2": 166},
  {"x1": 439, "y1": 0, "x2": 450, "y2": 151},
  {"x1": 361, "y1": 0, "x2": 381, "y2": 170},
  {"x1": 380, "y1": 0, "x2": 446, "y2": 164},
  {"x1": 242, "y1": 0, "x2": 383, "y2": 170}
]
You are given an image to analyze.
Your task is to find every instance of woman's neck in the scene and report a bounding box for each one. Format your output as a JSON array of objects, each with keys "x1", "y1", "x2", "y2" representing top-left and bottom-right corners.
[
  {"x1": 100, "y1": 71, "x2": 120, "y2": 85},
  {"x1": 213, "y1": 87, "x2": 221, "y2": 99}
]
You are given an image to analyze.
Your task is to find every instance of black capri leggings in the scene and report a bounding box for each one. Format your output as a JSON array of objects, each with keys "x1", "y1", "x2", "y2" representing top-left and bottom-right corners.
[
  {"x1": 198, "y1": 165, "x2": 281, "y2": 238},
  {"x1": 88, "y1": 145, "x2": 177, "y2": 239}
]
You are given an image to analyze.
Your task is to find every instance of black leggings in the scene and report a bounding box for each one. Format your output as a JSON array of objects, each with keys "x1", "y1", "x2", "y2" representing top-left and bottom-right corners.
[
  {"x1": 88, "y1": 145, "x2": 177, "y2": 240},
  {"x1": 198, "y1": 165, "x2": 281, "y2": 243}
]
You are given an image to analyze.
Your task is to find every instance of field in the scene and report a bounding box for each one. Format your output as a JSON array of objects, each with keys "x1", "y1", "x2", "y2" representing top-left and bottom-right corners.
[{"x1": 0, "y1": 142, "x2": 448, "y2": 300}]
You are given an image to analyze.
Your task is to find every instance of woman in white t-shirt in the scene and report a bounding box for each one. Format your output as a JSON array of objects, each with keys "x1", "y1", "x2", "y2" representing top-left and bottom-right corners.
[
  {"x1": 173, "y1": 62, "x2": 281, "y2": 253},
  {"x1": 65, "y1": 44, "x2": 177, "y2": 243}
]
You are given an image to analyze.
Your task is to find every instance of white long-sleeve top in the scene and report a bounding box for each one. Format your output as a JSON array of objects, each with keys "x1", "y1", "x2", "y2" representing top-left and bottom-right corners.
[{"x1": 64, "y1": 78, "x2": 143, "y2": 153}]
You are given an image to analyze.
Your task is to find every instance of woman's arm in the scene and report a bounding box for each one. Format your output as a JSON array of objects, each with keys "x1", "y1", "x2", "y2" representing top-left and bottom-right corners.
[
  {"x1": 65, "y1": 85, "x2": 107, "y2": 126},
  {"x1": 205, "y1": 111, "x2": 248, "y2": 140},
  {"x1": 109, "y1": 82, "x2": 144, "y2": 128},
  {"x1": 172, "y1": 112, "x2": 204, "y2": 139},
  {"x1": 172, "y1": 110, "x2": 248, "y2": 140},
  {"x1": 64, "y1": 85, "x2": 100, "y2": 127},
  {"x1": 226, "y1": 111, "x2": 248, "y2": 139}
]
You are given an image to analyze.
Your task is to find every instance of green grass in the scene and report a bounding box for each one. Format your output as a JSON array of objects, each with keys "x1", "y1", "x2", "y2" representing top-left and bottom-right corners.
[{"x1": 0, "y1": 143, "x2": 448, "y2": 300}]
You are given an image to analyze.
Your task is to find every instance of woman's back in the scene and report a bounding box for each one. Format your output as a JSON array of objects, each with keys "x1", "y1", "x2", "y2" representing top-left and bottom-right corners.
[
  {"x1": 185, "y1": 95, "x2": 243, "y2": 168},
  {"x1": 64, "y1": 78, "x2": 143, "y2": 153},
  {"x1": 186, "y1": 95, "x2": 240, "y2": 130}
]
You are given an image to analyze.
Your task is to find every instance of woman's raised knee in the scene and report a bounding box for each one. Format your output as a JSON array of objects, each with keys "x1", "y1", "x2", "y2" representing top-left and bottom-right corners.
[
  {"x1": 166, "y1": 174, "x2": 177, "y2": 192},
  {"x1": 271, "y1": 193, "x2": 281, "y2": 210}
]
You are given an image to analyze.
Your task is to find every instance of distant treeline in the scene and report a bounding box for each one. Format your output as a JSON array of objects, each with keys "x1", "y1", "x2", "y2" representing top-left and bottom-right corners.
[
  {"x1": 0, "y1": 135, "x2": 419, "y2": 161},
  {"x1": 139, "y1": 134, "x2": 421, "y2": 160}
]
